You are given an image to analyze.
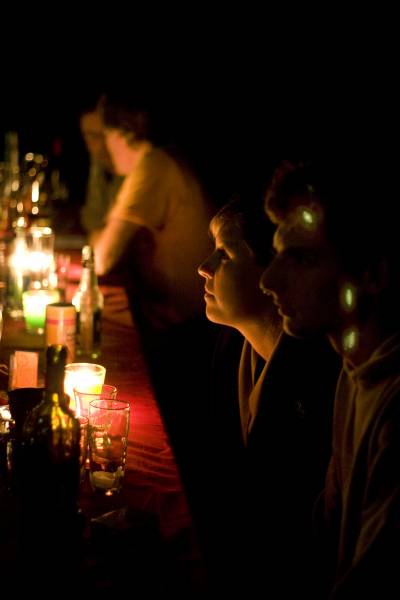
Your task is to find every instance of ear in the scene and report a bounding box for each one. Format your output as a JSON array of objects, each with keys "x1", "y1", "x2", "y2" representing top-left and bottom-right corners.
[{"x1": 361, "y1": 259, "x2": 389, "y2": 295}]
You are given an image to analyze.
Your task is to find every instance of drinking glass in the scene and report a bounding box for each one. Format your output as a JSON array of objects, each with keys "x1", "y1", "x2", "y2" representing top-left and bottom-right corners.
[
  {"x1": 74, "y1": 384, "x2": 117, "y2": 419},
  {"x1": 88, "y1": 399, "x2": 130, "y2": 496}
]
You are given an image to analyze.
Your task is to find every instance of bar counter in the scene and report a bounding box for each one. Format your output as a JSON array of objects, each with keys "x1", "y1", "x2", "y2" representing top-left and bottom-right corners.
[{"x1": 0, "y1": 248, "x2": 206, "y2": 594}]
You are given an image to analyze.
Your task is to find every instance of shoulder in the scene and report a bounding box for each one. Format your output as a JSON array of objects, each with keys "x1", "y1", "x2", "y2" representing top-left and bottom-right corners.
[
  {"x1": 141, "y1": 147, "x2": 177, "y2": 174},
  {"x1": 373, "y1": 380, "x2": 400, "y2": 445}
]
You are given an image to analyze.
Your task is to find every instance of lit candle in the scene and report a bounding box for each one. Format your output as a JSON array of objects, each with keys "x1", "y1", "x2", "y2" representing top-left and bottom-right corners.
[
  {"x1": 64, "y1": 363, "x2": 106, "y2": 414},
  {"x1": 22, "y1": 289, "x2": 60, "y2": 335}
]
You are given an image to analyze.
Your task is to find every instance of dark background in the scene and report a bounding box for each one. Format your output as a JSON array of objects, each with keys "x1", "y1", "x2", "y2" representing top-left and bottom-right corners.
[
  {"x1": 1, "y1": 42, "x2": 387, "y2": 225},
  {"x1": 0, "y1": 71, "x2": 282, "y2": 204}
]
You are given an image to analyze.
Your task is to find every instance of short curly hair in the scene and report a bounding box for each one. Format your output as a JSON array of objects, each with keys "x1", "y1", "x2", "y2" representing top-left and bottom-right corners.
[
  {"x1": 265, "y1": 158, "x2": 400, "y2": 281},
  {"x1": 98, "y1": 92, "x2": 151, "y2": 143},
  {"x1": 211, "y1": 196, "x2": 276, "y2": 266}
]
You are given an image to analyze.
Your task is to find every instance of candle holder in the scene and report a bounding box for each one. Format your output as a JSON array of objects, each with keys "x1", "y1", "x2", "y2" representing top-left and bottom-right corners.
[
  {"x1": 25, "y1": 226, "x2": 55, "y2": 290},
  {"x1": 22, "y1": 289, "x2": 60, "y2": 335},
  {"x1": 64, "y1": 362, "x2": 106, "y2": 413},
  {"x1": 6, "y1": 227, "x2": 29, "y2": 319}
]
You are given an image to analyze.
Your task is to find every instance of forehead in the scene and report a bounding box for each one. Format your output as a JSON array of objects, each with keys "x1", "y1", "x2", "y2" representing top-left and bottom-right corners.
[
  {"x1": 210, "y1": 217, "x2": 243, "y2": 243},
  {"x1": 273, "y1": 202, "x2": 329, "y2": 251}
]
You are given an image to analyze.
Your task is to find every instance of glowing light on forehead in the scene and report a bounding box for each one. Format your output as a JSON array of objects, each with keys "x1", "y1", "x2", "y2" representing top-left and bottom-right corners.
[
  {"x1": 302, "y1": 208, "x2": 314, "y2": 225},
  {"x1": 342, "y1": 327, "x2": 359, "y2": 353},
  {"x1": 340, "y1": 282, "x2": 357, "y2": 313},
  {"x1": 295, "y1": 205, "x2": 319, "y2": 231}
]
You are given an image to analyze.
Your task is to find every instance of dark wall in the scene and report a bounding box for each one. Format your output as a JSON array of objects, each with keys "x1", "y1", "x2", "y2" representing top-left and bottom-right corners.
[{"x1": 1, "y1": 78, "x2": 281, "y2": 215}]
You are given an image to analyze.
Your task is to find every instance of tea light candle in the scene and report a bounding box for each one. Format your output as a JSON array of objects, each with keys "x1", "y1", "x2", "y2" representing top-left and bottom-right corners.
[
  {"x1": 64, "y1": 362, "x2": 106, "y2": 413},
  {"x1": 22, "y1": 289, "x2": 60, "y2": 335}
]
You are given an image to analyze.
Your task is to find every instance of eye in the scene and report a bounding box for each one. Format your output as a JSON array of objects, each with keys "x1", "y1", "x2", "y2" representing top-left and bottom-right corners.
[
  {"x1": 216, "y1": 247, "x2": 229, "y2": 261},
  {"x1": 294, "y1": 250, "x2": 317, "y2": 267}
]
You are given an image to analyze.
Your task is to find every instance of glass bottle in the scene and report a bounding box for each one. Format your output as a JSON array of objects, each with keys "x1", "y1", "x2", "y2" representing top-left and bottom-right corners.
[
  {"x1": 6, "y1": 221, "x2": 28, "y2": 319},
  {"x1": 72, "y1": 245, "x2": 104, "y2": 359},
  {"x1": 18, "y1": 345, "x2": 81, "y2": 588},
  {"x1": 2, "y1": 131, "x2": 25, "y2": 233}
]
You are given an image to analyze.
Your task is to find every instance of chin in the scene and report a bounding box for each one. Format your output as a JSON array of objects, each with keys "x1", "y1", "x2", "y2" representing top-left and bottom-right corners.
[
  {"x1": 205, "y1": 308, "x2": 229, "y2": 327},
  {"x1": 205, "y1": 308, "x2": 219, "y2": 324},
  {"x1": 283, "y1": 316, "x2": 328, "y2": 340},
  {"x1": 282, "y1": 317, "x2": 312, "y2": 339}
]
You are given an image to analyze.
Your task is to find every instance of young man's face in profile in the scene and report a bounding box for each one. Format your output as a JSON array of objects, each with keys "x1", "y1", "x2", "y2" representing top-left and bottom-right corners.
[
  {"x1": 261, "y1": 199, "x2": 344, "y2": 339},
  {"x1": 80, "y1": 110, "x2": 112, "y2": 169}
]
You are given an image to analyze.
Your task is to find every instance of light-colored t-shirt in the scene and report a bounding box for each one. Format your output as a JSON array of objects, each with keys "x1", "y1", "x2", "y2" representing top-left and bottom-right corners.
[
  {"x1": 108, "y1": 147, "x2": 214, "y2": 328},
  {"x1": 80, "y1": 161, "x2": 124, "y2": 232}
]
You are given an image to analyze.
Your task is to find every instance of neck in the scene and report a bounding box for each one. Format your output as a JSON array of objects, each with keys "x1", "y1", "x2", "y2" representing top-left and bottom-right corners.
[
  {"x1": 239, "y1": 314, "x2": 281, "y2": 362},
  {"x1": 131, "y1": 141, "x2": 152, "y2": 169}
]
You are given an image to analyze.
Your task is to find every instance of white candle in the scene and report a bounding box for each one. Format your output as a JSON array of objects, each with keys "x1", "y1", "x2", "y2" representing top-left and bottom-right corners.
[{"x1": 64, "y1": 363, "x2": 106, "y2": 414}]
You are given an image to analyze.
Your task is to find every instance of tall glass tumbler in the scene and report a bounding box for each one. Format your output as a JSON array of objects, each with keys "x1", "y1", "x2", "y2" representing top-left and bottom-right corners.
[{"x1": 88, "y1": 399, "x2": 130, "y2": 496}]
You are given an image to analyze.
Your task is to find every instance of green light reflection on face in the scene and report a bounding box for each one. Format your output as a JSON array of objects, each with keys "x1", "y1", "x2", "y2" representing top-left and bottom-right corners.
[
  {"x1": 296, "y1": 205, "x2": 320, "y2": 232},
  {"x1": 302, "y1": 208, "x2": 314, "y2": 226},
  {"x1": 340, "y1": 282, "x2": 357, "y2": 313},
  {"x1": 342, "y1": 327, "x2": 359, "y2": 353}
]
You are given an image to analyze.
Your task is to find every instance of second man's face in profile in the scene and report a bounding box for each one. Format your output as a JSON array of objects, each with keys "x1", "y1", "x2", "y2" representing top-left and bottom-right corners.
[{"x1": 261, "y1": 200, "x2": 344, "y2": 339}]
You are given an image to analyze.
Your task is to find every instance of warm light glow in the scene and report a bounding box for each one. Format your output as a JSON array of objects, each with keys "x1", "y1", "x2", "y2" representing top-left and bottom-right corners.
[
  {"x1": 27, "y1": 250, "x2": 53, "y2": 273},
  {"x1": 25, "y1": 227, "x2": 55, "y2": 289},
  {"x1": 16, "y1": 216, "x2": 26, "y2": 228},
  {"x1": 64, "y1": 363, "x2": 106, "y2": 414},
  {"x1": 32, "y1": 180, "x2": 39, "y2": 203},
  {"x1": 10, "y1": 238, "x2": 27, "y2": 270}
]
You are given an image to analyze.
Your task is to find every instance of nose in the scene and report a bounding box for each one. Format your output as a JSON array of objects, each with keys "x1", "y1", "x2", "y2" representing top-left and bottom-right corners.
[
  {"x1": 198, "y1": 255, "x2": 214, "y2": 279},
  {"x1": 259, "y1": 260, "x2": 281, "y2": 297}
]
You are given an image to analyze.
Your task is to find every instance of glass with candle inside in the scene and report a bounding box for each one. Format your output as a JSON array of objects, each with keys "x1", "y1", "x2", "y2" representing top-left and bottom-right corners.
[
  {"x1": 25, "y1": 226, "x2": 55, "y2": 290},
  {"x1": 22, "y1": 289, "x2": 60, "y2": 334},
  {"x1": 64, "y1": 362, "x2": 106, "y2": 413}
]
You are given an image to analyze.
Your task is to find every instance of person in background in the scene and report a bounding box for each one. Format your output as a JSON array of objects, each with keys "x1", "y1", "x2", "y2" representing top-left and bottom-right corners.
[
  {"x1": 91, "y1": 91, "x2": 219, "y2": 562},
  {"x1": 261, "y1": 158, "x2": 400, "y2": 598},
  {"x1": 198, "y1": 197, "x2": 341, "y2": 596},
  {"x1": 91, "y1": 91, "x2": 215, "y2": 325},
  {"x1": 79, "y1": 94, "x2": 124, "y2": 233}
]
